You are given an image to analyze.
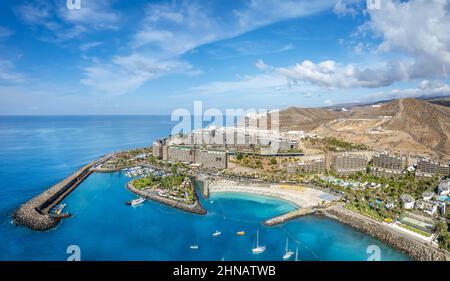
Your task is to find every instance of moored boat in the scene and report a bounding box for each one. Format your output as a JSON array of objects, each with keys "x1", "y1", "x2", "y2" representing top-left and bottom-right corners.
[
  {"x1": 54, "y1": 204, "x2": 67, "y2": 215},
  {"x1": 126, "y1": 197, "x2": 145, "y2": 206},
  {"x1": 282, "y1": 238, "x2": 294, "y2": 260},
  {"x1": 251, "y1": 230, "x2": 266, "y2": 254}
]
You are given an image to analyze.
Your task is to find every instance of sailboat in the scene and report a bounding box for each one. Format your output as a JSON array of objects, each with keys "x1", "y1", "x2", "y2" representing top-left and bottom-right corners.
[
  {"x1": 295, "y1": 247, "x2": 299, "y2": 261},
  {"x1": 251, "y1": 230, "x2": 266, "y2": 254},
  {"x1": 282, "y1": 238, "x2": 294, "y2": 260}
]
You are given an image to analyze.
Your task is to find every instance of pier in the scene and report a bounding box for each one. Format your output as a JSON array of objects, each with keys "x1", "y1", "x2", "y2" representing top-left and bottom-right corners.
[
  {"x1": 263, "y1": 208, "x2": 315, "y2": 226},
  {"x1": 12, "y1": 154, "x2": 112, "y2": 231}
]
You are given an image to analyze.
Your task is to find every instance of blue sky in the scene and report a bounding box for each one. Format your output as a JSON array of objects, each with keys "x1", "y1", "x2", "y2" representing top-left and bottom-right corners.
[{"x1": 0, "y1": 0, "x2": 450, "y2": 115}]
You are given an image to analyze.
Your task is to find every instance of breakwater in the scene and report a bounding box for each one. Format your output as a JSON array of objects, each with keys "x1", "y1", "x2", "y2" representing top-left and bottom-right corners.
[
  {"x1": 318, "y1": 205, "x2": 450, "y2": 261},
  {"x1": 12, "y1": 154, "x2": 112, "y2": 231},
  {"x1": 127, "y1": 182, "x2": 206, "y2": 215},
  {"x1": 264, "y1": 208, "x2": 314, "y2": 226}
]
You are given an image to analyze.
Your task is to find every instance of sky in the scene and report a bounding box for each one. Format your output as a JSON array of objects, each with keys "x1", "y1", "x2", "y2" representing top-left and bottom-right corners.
[{"x1": 0, "y1": 0, "x2": 450, "y2": 115}]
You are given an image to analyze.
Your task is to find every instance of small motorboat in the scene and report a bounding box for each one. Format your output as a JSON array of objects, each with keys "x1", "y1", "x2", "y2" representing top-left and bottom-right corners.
[
  {"x1": 190, "y1": 245, "x2": 199, "y2": 250},
  {"x1": 236, "y1": 231, "x2": 245, "y2": 236},
  {"x1": 54, "y1": 204, "x2": 67, "y2": 215},
  {"x1": 126, "y1": 197, "x2": 145, "y2": 206},
  {"x1": 212, "y1": 231, "x2": 221, "y2": 237}
]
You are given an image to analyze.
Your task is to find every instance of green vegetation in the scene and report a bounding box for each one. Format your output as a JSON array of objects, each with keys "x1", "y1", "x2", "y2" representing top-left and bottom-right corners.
[
  {"x1": 314, "y1": 172, "x2": 441, "y2": 223},
  {"x1": 345, "y1": 203, "x2": 384, "y2": 221},
  {"x1": 132, "y1": 173, "x2": 185, "y2": 190},
  {"x1": 307, "y1": 137, "x2": 368, "y2": 152},
  {"x1": 131, "y1": 171, "x2": 195, "y2": 204},
  {"x1": 101, "y1": 147, "x2": 153, "y2": 169},
  {"x1": 234, "y1": 154, "x2": 264, "y2": 169},
  {"x1": 436, "y1": 221, "x2": 450, "y2": 250}
]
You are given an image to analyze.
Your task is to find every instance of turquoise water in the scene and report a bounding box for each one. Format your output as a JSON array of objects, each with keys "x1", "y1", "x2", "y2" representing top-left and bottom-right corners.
[{"x1": 0, "y1": 116, "x2": 410, "y2": 261}]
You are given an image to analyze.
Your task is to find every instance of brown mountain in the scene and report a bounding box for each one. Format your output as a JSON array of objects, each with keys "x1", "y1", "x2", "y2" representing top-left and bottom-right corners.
[
  {"x1": 273, "y1": 106, "x2": 346, "y2": 132},
  {"x1": 275, "y1": 98, "x2": 450, "y2": 159}
]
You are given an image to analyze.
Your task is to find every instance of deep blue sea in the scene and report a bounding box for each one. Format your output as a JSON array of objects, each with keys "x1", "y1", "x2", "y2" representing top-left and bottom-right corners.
[{"x1": 0, "y1": 116, "x2": 410, "y2": 261}]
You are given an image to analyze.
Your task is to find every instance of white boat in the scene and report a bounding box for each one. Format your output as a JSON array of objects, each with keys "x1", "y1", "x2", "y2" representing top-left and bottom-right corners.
[
  {"x1": 212, "y1": 231, "x2": 221, "y2": 237},
  {"x1": 130, "y1": 197, "x2": 145, "y2": 206},
  {"x1": 282, "y1": 238, "x2": 294, "y2": 260},
  {"x1": 295, "y1": 247, "x2": 299, "y2": 261},
  {"x1": 252, "y1": 230, "x2": 266, "y2": 254},
  {"x1": 190, "y1": 245, "x2": 199, "y2": 250}
]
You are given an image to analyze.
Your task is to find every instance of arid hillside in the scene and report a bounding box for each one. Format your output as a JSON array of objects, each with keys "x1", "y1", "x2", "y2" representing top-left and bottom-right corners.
[{"x1": 275, "y1": 98, "x2": 450, "y2": 160}]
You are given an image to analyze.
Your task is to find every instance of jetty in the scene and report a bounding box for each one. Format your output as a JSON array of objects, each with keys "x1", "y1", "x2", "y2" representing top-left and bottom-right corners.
[
  {"x1": 264, "y1": 208, "x2": 315, "y2": 226},
  {"x1": 12, "y1": 154, "x2": 112, "y2": 231}
]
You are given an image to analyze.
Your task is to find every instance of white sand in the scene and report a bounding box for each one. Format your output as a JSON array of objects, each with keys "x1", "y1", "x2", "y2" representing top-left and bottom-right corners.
[{"x1": 208, "y1": 179, "x2": 336, "y2": 208}]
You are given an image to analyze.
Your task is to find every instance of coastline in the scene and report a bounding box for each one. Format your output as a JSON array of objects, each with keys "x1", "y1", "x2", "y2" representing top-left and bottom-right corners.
[
  {"x1": 11, "y1": 148, "x2": 449, "y2": 260},
  {"x1": 206, "y1": 178, "x2": 450, "y2": 261},
  {"x1": 208, "y1": 179, "x2": 335, "y2": 208},
  {"x1": 127, "y1": 181, "x2": 206, "y2": 215},
  {"x1": 318, "y1": 204, "x2": 450, "y2": 261}
]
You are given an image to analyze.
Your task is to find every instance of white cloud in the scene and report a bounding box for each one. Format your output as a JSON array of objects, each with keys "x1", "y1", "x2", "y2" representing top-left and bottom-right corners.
[
  {"x1": 83, "y1": 0, "x2": 334, "y2": 95},
  {"x1": 235, "y1": 0, "x2": 335, "y2": 29},
  {"x1": 80, "y1": 41, "x2": 103, "y2": 51},
  {"x1": 132, "y1": 0, "x2": 334, "y2": 54},
  {"x1": 365, "y1": 0, "x2": 450, "y2": 80},
  {"x1": 15, "y1": 0, "x2": 120, "y2": 41},
  {"x1": 333, "y1": 0, "x2": 363, "y2": 17},
  {"x1": 368, "y1": 80, "x2": 450, "y2": 100},
  {"x1": 189, "y1": 72, "x2": 321, "y2": 98},
  {"x1": 255, "y1": 59, "x2": 271, "y2": 71},
  {"x1": 273, "y1": 59, "x2": 410, "y2": 89},
  {"x1": 81, "y1": 54, "x2": 193, "y2": 95},
  {"x1": 58, "y1": 0, "x2": 120, "y2": 30},
  {"x1": 324, "y1": 99, "x2": 334, "y2": 106},
  {"x1": 0, "y1": 60, "x2": 25, "y2": 83}
]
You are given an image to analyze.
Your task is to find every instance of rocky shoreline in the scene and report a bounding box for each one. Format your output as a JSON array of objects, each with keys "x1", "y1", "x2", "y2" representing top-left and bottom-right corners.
[
  {"x1": 318, "y1": 205, "x2": 450, "y2": 261},
  {"x1": 127, "y1": 182, "x2": 207, "y2": 215}
]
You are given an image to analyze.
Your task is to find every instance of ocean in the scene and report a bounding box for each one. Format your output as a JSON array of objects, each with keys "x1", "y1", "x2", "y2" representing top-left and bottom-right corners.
[{"x1": 0, "y1": 115, "x2": 409, "y2": 260}]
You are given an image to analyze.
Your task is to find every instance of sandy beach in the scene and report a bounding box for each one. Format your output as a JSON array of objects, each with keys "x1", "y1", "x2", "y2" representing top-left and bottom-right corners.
[{"x1": 208, "y1": 179, "x2": 338, "y2": 208}]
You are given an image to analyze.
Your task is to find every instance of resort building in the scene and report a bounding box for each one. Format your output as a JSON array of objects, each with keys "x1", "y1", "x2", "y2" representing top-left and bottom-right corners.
[
  {"x1": 415, "y1": 200, "x2": 438, "y2": 216},
  {"x1": 416, "y1": 158, "x2": 450, "y2": 176},
  {"x1": 421, "y1": 191, "x2": 434, "y2": 201},
  {"x1": 371, "y1": 152, "x2": 407, "y2": 174},
  {"x1": 331, "y1": 153, "x2": 368, "y2": 174},
  {"x1": 400, "y1": 194, "x2": 416, "y2": 209},
  {"x1": 195, "y1": 150, "x2": 228, "y2": 170},
  {"x1": 167, "y1": 146, "x2": 196, "y2": 163},
  {"x1": 152, "y1": 139, "x2": 166, "y2": 159},
  {"x1": 437, "y1": 179, "x2": 450, "y2": 195},
  {"x1": 163, "y1": 145, "x2": 228, "y2": 170},
  {"x1": 287, "y1": 155, "x2": 326, "y2": 174}
]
